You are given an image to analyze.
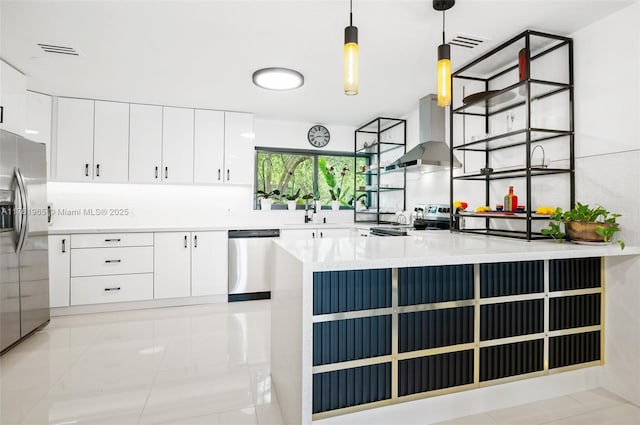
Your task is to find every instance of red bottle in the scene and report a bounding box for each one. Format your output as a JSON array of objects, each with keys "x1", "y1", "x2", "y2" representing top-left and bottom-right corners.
[{"x1": 504, "y1": 186, "x2": 518, "y2": 212}]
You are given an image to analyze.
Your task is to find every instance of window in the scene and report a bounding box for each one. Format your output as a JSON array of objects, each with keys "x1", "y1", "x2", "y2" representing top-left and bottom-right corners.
[{"x1": 255, "y1": 148, "x2": 368, "y2": 209}]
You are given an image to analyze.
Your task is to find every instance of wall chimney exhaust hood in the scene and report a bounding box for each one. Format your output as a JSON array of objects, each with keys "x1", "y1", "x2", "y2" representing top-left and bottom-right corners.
[{"x1": 386, "y1": 94, "x2": 461, "y2": 172}]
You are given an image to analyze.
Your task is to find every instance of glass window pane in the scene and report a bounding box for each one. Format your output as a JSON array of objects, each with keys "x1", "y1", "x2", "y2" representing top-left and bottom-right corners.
[
  {"x1": 317, "y1": 155, "x2": 357, "y2": 207},
  {"x1": 256, "y1": 151, "x2": 313, "y2": 206}
]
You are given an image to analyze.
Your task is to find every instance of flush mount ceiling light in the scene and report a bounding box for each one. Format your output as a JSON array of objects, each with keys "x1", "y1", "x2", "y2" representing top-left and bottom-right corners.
[
  {"x1": 252, "y1": 67, "x2": 304, "y2": 91},
  {"x1": 433, "y1": 0, "x2": 455, "y2": 107},
  {"x1": 344, "y1": 0, "x2": 359, "y2": 95}
]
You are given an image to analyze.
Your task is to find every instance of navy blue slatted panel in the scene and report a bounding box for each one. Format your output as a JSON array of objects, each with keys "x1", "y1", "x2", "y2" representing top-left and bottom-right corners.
[
  {"x1": 313, "y1": 316, "x2": 392, "y2": 366},
  {"x1": 398, "y1": 350, "x2": 474, "y2": 396},
  {"x1": 549, "y1": 257, "x2": 601, "y2": 291},
  {"x1": 312, "y1": 363, "x2": 391, "y2": 414},
  {"x1": 480, "y1": 299, "x2": 544, "y2": 341},
  {"x1": 398, "y1": 265, "x2": 474, "y2": 306},
  {"x1": 398, "y1": 307, "x2": 474, "y2": 353},
  {"x1": 480, "y1": 339, "x2": 544, "y2": 382},
  {"x1": 313, "y1": 269, "x2": 392, "y2": 315},
  {"x1": 549, "y1": 331, "x2": 601, "y2": 369},
  {"x1": 550, "y1": 294, "x2": 601, "y2": 331},
  {"x1": 480, "y1": 261, "x2": 544, "y2": 298}
]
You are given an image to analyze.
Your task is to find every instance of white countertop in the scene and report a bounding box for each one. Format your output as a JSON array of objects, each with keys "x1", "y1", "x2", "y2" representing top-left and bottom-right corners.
[
  {"x1": 47, "y1": 222, "x2": 364, "y2": 235},
  {"x1": 274, "y1": 231, "x2": 639, "y2": 271}
]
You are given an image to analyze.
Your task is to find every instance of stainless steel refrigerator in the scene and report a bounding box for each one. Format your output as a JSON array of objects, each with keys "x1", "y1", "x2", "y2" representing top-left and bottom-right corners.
[{"x1": 0, "y1": 129, "x2": 49, "y2": 353}]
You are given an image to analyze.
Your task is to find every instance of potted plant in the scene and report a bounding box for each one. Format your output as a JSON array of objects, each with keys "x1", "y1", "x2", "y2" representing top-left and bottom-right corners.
[
  {"x1": 319, "y1": 158, "x2": 350, "y2": 211},
  {"x1": 350, "y1": 193, "x2": 368, "y2": 211},
  {"x1": 283, "y1": 188, "x2": 301, "y2": 211},
  {"x1": 541, "y1": 202, "x2": 624, "y2": 249},
  {"x1": 256, "y1": 189, "x2": 280, "y2": 210}
]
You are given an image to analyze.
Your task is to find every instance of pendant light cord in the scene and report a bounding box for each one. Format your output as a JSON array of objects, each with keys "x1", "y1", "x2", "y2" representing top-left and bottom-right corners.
[
  {"x1": 350, "y1": 0, "x2": 353, "y2": 26},
  {"x1": 442, "y1": 10, "x2": 446, "y2": 44}
]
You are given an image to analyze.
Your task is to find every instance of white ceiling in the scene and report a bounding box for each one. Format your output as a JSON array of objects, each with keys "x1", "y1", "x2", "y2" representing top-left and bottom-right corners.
[{"x1": 0, "y1": 0, "x2": 634, "y2": 126}]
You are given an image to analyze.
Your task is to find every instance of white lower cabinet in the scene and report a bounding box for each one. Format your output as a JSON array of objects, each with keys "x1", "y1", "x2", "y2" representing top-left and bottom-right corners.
[
  {"x1": 71, "y1": 246, "x2": 153, "y2": 277},
  {"x1": 48, "y1": 235, "x2": 70, "y2": 307},
  {"x1": 71, "y1": 274, "x2": 153, "y2": 305},
  {"x1": 154, "y1": 232, "x2": 191, "y2": 299},
  {"x1": 191, "y1": 231, "x2": 227, "y2": 297},
  {"x1": 280, "y1": 227, "x2": 353, "y2": 240}
]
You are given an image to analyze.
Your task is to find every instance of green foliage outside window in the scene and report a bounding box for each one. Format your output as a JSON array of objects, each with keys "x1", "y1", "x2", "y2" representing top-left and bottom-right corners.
[{"x1": 256, "y1": 149, "x2": 368, "y2": 209}]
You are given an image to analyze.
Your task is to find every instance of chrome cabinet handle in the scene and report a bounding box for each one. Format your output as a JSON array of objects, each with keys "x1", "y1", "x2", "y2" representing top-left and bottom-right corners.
[
  {"x1": 104, "y1": 287, "x2": 121, "y2": 292},
  {"x1": 155, "y1": 166, "x2": 159, "y2": 179},
  {"x1": 47, "y1": 205, "x2": 52, "y2": 224},
  {"x1": 194, "y1": 235, "x2": 198, "y2": 248},
  {"x1": 0, "y1": 106, "x2": 3, "y2": 123},
  {"x1": 320, "y1": 232, "x2": 323, "y2": 238},
  {"x1": 104, "y1": 238, "x2": 121, "y2": 242},
  {"x1": 62, "y1": 238, "x2": 66, "y2": 253},
  {"x1": 165, "y1": 166, "x2": 168, "y2": 179},
  {"x1": 312, "y1": 232, "x2": 315, "y2": 238},
  {"x1": 227, "y1": 169, "x2": 230, "y2": 181},
  {"x1": 218, "y1": 169, "x2": 221, "y2": 181},
  {"x1": 85, "y1": 163, "x2": 89, "y2": 177},
  {"x1": 96, "y1": 164, "x2": 100, "y2": 177},
  {"x1": 105, "y1": 259, "x2": 121, "y2": 263},
  {"x1": 184, "y1": 235, "x2": 188, "y2": 248}
]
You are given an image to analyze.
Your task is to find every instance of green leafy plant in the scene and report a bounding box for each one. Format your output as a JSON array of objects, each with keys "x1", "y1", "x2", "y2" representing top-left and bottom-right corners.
[
  {"x1": 319, "y1": 158, "x2": 351, "y2": 205},
  {"x1": 256, "y1": 189, "x2": 280, "y2": 200},
  {"x1": 349, "y1": 193, "x2": 368, "y2": 209},
  {"x1": 542, "y1": 203, "x2": 624, "y2": 249},
  {"x1": 283, "y1": 188, "x2": 300, "y2": 202}
]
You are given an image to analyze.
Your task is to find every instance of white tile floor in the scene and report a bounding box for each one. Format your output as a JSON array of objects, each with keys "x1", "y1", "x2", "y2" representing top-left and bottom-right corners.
[
  {"x1": 1, "y1": 302, "x2": 639, "y2": 425},
  {"x1": 0, "y1": 301, "x2": 281, "y2": 425}
]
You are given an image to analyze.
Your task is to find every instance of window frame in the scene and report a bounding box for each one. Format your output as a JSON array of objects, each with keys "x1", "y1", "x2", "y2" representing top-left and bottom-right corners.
[{"x1": 254, "y1": 146, "x2": 370, "y2": 210}]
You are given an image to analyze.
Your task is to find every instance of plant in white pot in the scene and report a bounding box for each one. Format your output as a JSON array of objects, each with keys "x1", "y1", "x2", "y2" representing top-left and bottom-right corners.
[
  {"x1": 319, "y1": 158, "x2": 351, "y2": 212},
  {"x1": 350, "y1": 193, "x2": 368, "y2": 211},
  {"x1": 283, "y1": 189, "x2": 301, "y2": 211},
  {"x1": 256, "y1": 189, "x2": 280, "y2": 210}
]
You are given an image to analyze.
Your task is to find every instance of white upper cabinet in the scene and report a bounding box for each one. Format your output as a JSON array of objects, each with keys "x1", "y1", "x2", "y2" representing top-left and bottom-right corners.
[
  {"x1": 93, "y1": 101, "x2": 129, "y2": 182},
  {"x1": 224, "y1": 112, "x2": 254, "y2": 185},
  {"x1": 129, "y1": 104, "x2": 162, "y2": 183},
  {"x1": 0, "y1": 60, "x2": 27, "y2": 136},
  {"x1": 56, "y1": 97, "x2": 94, "y2": 181},
  {"x1": 25, "y1": 91, "x2": 52, "y2": 177},
  {"x1": 162, "y1": 107, "x2": 194, "y2": 184},
  {"x1": 194, "y1": 109, "x2": 224, "y2": 184}
]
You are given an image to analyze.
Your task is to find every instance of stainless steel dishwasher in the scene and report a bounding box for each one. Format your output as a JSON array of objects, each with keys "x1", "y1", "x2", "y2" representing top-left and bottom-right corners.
[{"x1": 228, "y1": 229, "x2": 280, "y2": 302}]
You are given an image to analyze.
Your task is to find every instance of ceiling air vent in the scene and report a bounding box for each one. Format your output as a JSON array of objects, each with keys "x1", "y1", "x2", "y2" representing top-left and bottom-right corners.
[
  {"x1": 448, "y1": 33, "x2": 489, "y2": 49},
  {"x1": 37, "y1": 43, "x2": 79, "y2": 56}
]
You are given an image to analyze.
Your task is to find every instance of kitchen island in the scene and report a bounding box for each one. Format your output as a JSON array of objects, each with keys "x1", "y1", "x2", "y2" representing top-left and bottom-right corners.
[{"x1": 270, "y1": 232, "x2": 639, "y2": 424}]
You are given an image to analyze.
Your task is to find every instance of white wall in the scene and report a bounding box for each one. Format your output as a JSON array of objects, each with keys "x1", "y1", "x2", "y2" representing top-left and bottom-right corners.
[{"x1": 47, "y1": 117, "x2": 357, "y2": 229}]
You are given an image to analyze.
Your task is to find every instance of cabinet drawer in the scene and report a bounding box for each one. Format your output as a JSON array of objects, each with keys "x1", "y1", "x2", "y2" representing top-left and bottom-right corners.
[
  {"x1": 71, "y1": 233, "x2": 153, "y2": 248},
  {"x1": 71, "y1": 274, "x2": 153, "y2": 305},
  {"x1": 71, "y1": 247, "x2": 153, "y2": 277}
]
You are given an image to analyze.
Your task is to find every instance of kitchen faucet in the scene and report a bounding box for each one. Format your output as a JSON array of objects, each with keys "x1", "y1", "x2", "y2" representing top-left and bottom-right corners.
[{"x1": 304, "y1": 200, "x2": 316, "y2": 223}]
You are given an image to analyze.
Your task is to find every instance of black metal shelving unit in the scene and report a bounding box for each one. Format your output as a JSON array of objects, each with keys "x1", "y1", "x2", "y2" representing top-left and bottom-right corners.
[
  {"x1": 450, "y1": 30, "x2": 575, "y2": 240},
  {"x1": 354, "y1": 117, "x2": 407, "y2": 224}
]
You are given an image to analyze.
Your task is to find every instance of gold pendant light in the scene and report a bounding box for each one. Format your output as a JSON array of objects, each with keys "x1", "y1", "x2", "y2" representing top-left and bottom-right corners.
[
  {"x1": 433, "y1": 0, "x2": 455, "y2": 107},
  {"x1": 344, "y1": 0, "x2": 359, "y2": 96}
]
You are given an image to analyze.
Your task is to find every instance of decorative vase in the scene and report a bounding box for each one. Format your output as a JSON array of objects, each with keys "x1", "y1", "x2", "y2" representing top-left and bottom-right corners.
[
  {"x1": 260, "y1": 198, "x2": 272, "y2": 210},
  {"x1": 315, "y1": 200, "x2": 322, "y2": 211},
  {"x1": 287, "y1": 200, "x2": 296, "y2": 211},
  {"x1": 331, "y1": 200, "x2": 340, "y2": 211},
  {"x1": 565, "y1": 221, "x2": 609, "y2": 242}
]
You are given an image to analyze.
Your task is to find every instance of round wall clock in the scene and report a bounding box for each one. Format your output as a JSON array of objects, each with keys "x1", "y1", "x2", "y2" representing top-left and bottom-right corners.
[{"x1": 307, "y1": 125, "x2": 330, "y2": 148}]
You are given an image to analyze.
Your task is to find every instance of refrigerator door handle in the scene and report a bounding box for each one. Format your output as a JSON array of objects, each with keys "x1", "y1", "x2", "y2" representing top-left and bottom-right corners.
[{"x1": 14, "y1": 168, "x2": 29, "y2": 253}]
